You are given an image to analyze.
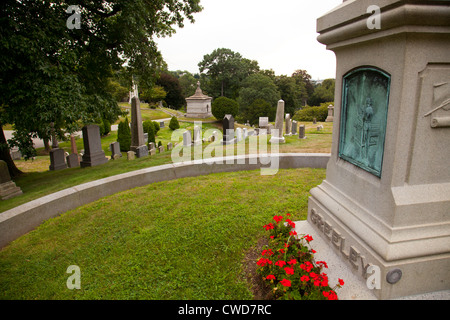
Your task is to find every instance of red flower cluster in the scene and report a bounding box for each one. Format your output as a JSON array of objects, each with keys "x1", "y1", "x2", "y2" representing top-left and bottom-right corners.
[
  {"x1": 257, "y1": 214, "x2": 344, "y2": 300},
  {"x1": 322, "y1": 290, "x2": 338, "y2": 300}
]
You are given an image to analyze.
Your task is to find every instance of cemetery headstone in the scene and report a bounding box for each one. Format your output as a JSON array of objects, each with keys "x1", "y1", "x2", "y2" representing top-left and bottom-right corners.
[
  {"x1": 298, "y1": 125, "x2": 306, "y2": 139},
  {"x1": 269, "y1": 100, "x2": 285, "y2": 143},
  {"x1": 325, "y1": 104, "x2": 334, "y2": 122},
  {"x1": 66, "y1": 134, "x2": 80, "y2": 168},
  {"x1": 109, "y1": 142, "x2": 122, "y2": 160},
  {"x1": 167, "y1": 142, "x2": 173, "y2": 151},
  {"x1": 292, "y1": 120, "x2": 298, "y2": 135},
  {"x1": 130, "y1": 97, "x2": 148, "y2": 158},
  {"x1": 222, "y1": 114, "x2": 235, "y2": 145},
  {"x1": 0, "y1": 160, "x2": 22, "y2": 200},
  {"x1": 183, "y1": 130, "x2": 192, "y2": 146},
  {"x1": 49, "y1": 148, "x2": 67, "y2": 171},
  {"x1": 160, "y1": 121, "x2": 165, "y2": 128},
  {"x1": 193, "y1": 125, "x2": 202, "y2": 146},
  {"x1": 235, "y1": 127, "x2": 243, "y2": 142},
  {"x1": 285, "y1": 114, "x2": 292, "y2": 136},
  {"x1": 127, "y1": 151, "x2": 135, "y2": 160},
  {"x1": 158, "y1": 145, "x2": 164, "y2": 153},
  {"x1": 259, "y1": 117, "x2": 269, "y2": 129},
  {"x1": 80, "y1": 124, "x2": 108, "y2": 168}
]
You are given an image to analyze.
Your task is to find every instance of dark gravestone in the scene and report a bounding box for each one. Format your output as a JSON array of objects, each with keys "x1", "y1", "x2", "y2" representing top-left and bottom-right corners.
[
  {"x1": 110, "y1": 142, "x2": 122, "y2": 160},
  {"x1": 80, "y1": 125, "x2": 108, "y2": 168},
  {"x1": 49, "y1": 148, "x2": 68, "y2": 171},
  {"x1": 222, "y1": 114, "x2": 235, "y2": 145},
  {"x1": 130, "y1": 97, "x2": 148, "y2": 158}
]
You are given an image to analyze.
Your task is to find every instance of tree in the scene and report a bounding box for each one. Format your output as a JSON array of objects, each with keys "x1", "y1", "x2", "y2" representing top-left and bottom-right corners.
[
  {"x1": 308, "y1": 79, "x2": 335, "y2": 106},
  {"x1": 156, "y1": 73, "x2": 186, "y2": 109},
  {"x1": 238, "y1": 74, "x2": 280, "y2": 123},
  {"x1": 211, "y1": 97, "x2": 239, "y2": 121},
  {"x1": 169, "y1": 116, "x2": 180, "y2": 130},
  {"x1": 143, "y1": 120, "x2": 156, "y2": 144},
  {"x1": 292, "y1": 69, "x2": 315, "y2": 102},
  {"x1": 0, "y1": 0, "x2": 202, "y2": 176},
  {"x1": 274, "y1": 75, "x2": 307, "y2": 116},
  {"x1": 198, "y1": 48, "x2": 259, "y2": 99},
  {"x1": 117, "y1": 117, "x2": 131, "y2": 152}
]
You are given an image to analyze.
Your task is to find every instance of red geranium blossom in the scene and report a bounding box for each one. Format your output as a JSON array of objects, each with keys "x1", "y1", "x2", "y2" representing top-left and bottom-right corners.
[
  {"x1": 275, "y1": 260, "x2": 286, "y2": 268},
  {"x1": 273, "y1": 215, "x2": 283, "y2": 223},
  {"x1": 266, "y1": 275, "x2": 276, "y2": 281},
  {"x1": 284, "y1": 267, "x2": 295, "y2": 275},
  {"x1": 280, "y1": 279, "x2": 291, "y2": 287},
  {"x1": 304, "y1": 234, "x2": 313, "y2": 242},
  {"x1": 263, "y1": 223, "x2": 274, "y2": 231},
  {"x1": 287, "y1": 259, "x2": 297, "y2": 266},
  {"x1": 300, "y1": 275, "x2": 310, "y2": 282},
  {"x1": 338, "y1": 278, "x2": 345, "y2": 286}
]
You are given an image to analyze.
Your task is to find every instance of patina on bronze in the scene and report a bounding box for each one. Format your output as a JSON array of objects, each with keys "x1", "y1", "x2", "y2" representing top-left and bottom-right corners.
[{"x1": 339, "y1": 67, "x2": 391, "y2": 177}]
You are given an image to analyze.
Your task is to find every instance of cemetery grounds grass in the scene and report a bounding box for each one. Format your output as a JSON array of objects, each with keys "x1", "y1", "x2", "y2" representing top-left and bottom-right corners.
[
  {"x1": 0, "y1": 168, "x2": 326, "y2": 299},
  {"x1": 1, "y1": 121, "x2": 332, "y2": 213}
]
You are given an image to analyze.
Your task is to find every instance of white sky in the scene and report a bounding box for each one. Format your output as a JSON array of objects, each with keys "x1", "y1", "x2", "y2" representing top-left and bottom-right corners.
[{"x1": 155, "y1": 0, "x2": 343, "y2": 80}]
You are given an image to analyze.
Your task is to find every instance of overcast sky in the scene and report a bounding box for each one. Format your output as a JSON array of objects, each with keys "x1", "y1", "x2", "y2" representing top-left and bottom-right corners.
[{"x1": 155, "y1": 0, "x2": 343, "y2": 80}]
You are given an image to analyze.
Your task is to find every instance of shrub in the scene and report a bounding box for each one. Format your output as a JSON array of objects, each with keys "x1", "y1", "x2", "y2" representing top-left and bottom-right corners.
[
  {"x1": 169, "y1": 116, "x2": 180, "y2": 130},
  {"x1": 293, "y1": 102, "x2": 332, "y2": 122},
  {"x1": 211, "y1": 96, "x2": 239, "y2": 120},
  {"x1": 256, "y1": 214, "x2": 344, "y2": 300},
  {"x1": 143, "y1": 120, "x2": 156, "y2": 144},
  {"x1": 117, "y1": 117, "x2": 131, "y2": 151},
  {"x1": 152, "y1": 121, "x2": 160, "y2": 134},
  {"x1": 102, "y1": 119, "x2": 111, "y2": 136}
]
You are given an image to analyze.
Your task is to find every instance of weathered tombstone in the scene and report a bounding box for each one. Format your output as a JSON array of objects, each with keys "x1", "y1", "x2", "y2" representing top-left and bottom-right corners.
[
  {"x1": 259, "y1": 117, "x2": 269, "y2": 129},
  {"x1": 303, "y1": 0, "x2": 450, "y2": 300},
  {"x1": 149, "y1": 148, "x2": 156, "y2": 156},
  {"x1": 267, "y1": 124, "x2": 274, "y2": 135},
  {"x1": 159, "y1": 121, "x2": 165, "y2": 128},
  {"x1": 222, "y1": 114, "x2": 235, "y2": 145},
  {"x1": 312, "y1": 117, "x2": 317, "y2": 124},
  {"x1": 148, "y1": 142, "x2": 155, "y2": 150},
  {"x1": 298, "y1": 125, "x2": 306, "y2": 139},
  {"x1": 193, "y1": 125, "x2": 202, "y2": 146},
  {"x1": 167, "y1": 142, "x2": 173, "y2": 151},
  {"x1": 316, "y1": 125, "x2": 323, "y2": 132},
  {"x1": 158, "y1": 145, "x2": 164, "y2": 153},
  {"x1": 80, "y1": 125, "x2": 108, "y2": 168},
  {"x1": 143, "y1": 133, "x2": 148, "y2": 144},
  {"x1": 127, "y1": 151, "x2": 135, "y2": 160},
  {"x1": 66, "y1": 134, "x2": 80, "y2": 168},
  {"x1": 10, "y1": 148, "x2": 21, "y2": 160},
  {"x1": 109, "y1": 142, "x2": 122, "y2": 160},
  {"x1": 183, "y1": 130, "x2": 192, "y2": 146},
  {"x1": 325, "y1": 104, "x2": 334, "y2": 122},
  {"x1": 285, "y1": 114, "x2": 292, "y2": 136},
  {"x1": 243, "y1": 128, "x2": 248, "y2": 140},
  {"x1": 130, "y1": 97, "x2": 148, "y2": 158},
  {"x1": 49, "y1": 148, "x2": 67, "y2": 171},
  {"x1": 235, "y1": 127, "x2": 243, "y2": 142},
  {"x1": 292, "y1": 120, "x2": 298, "y2": 135},
  {"x1": 0, "y1": 160, "x2": 22, "y2": 200},
  {"x1": 269, "y1": 100, "x2": 285, "y2": 144}
]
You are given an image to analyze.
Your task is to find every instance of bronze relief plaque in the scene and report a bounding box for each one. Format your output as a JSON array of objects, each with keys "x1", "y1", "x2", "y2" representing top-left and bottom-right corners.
[{"x1": 339, "y1": 67, "x2": 391, "y2": 177}]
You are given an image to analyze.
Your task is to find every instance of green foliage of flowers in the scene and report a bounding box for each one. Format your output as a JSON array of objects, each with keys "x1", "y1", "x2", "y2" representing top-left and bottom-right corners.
[{"x1": 256, "y1": 214, "x2": 344, "y2": 300}]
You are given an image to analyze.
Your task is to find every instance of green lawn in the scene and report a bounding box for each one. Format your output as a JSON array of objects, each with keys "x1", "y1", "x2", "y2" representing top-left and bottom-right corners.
[
  {"x1": 0, "y1": 168, "x2": 326, "y2": 300},
  {"x1": 3, "y1": 121, "x2": 331, "y2": 213}
]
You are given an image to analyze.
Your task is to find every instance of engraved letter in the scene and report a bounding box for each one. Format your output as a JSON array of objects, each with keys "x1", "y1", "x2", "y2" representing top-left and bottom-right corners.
[{"x1": 366, "y1": 5, "x2": 381, "y2": 30}]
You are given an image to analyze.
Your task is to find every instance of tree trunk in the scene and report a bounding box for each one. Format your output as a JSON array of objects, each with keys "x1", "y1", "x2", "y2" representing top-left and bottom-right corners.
[{"x1": 0, "y1": 125, "x2": 23, "y2": 178}]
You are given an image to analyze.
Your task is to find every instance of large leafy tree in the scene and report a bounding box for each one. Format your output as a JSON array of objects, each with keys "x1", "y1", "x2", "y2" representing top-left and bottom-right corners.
[
  {"x1": 198, "y1": 48, "x2": 259, "y2": 99},
  {"x1": 0, "y1": 0, "x2": 202, "y2": 177},
  {"x1": 238, "y1": 73, "x2": 280, "y2": 124}
]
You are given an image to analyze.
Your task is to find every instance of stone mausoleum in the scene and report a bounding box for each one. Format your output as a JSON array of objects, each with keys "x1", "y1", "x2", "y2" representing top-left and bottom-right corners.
[{"x1": 185, "y1": 81, "x2": 213, "y2": 118}]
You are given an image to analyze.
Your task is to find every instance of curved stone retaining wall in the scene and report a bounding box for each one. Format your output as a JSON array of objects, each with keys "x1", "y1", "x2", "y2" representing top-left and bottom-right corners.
[{"x1": 0, "y1": 153, "x2": 329, "y2": 249}]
